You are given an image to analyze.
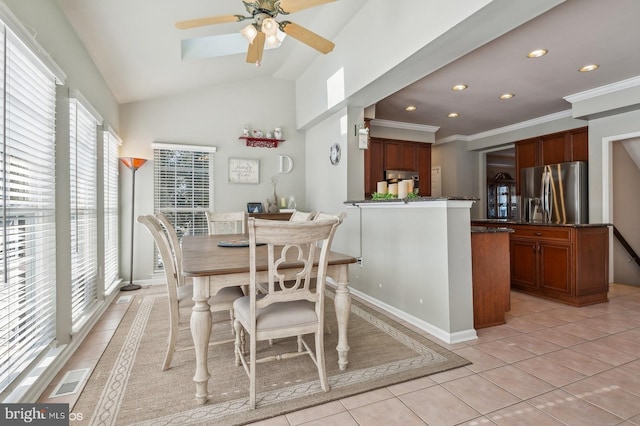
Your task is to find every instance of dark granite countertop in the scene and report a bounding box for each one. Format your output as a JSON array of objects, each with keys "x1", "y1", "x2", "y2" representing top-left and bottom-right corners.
[
  {"x1": 344, "y1": 196, "x2": 479, "y2": 205},
  {"x1": 471, "y1": 219, "x2": 611, "y2": 228},
  {"x1": 471, "y1": 226, "x2": 514, "y2": 233}
]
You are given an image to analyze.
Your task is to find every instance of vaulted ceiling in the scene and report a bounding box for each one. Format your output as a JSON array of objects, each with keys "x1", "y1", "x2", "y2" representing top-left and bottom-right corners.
[{"x1": 58, "y1": 0, "x2": 640, "y2": 140}]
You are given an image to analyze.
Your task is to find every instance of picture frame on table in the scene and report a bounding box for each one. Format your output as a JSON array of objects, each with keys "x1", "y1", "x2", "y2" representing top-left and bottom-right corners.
[
  {"x1": 228, "y1": 157, "x2": 259, "y2": 184},
  {"x1": 246, "y1": 202, "x2": 264, "y2": 214}
]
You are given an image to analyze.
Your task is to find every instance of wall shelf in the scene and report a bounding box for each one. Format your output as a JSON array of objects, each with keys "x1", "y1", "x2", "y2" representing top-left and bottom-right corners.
[{"x1": 239, "y1": 136, "x2": 285, "y2": 148}]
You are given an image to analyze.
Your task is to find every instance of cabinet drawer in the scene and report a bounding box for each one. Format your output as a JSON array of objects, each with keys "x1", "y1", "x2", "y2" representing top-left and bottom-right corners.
[{"x1": 511, "y1": 225, "x2": 571, "y2": 241}]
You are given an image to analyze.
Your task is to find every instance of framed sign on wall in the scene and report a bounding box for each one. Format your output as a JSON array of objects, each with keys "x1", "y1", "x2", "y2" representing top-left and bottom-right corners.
[{"x1": 228, "y1": 157, "x2": 259, "y2": 184}]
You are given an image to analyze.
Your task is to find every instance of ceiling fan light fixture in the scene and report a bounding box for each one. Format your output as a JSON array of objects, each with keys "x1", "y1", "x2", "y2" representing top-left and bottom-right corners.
[
  {"x1": 265, "y1": 33, "x2": 282, "y2": 48},
  {"x1": 241, "y1": 24, "x2": 258, "y2": 43},
  {"x1": 261, "y1": 17, "x2": 278, "y2": 37}
]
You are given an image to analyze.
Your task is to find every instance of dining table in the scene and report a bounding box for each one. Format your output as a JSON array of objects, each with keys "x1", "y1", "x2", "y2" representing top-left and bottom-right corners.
[{"x1": 181, "y1": 233, "x2": 357, "y2": 405}]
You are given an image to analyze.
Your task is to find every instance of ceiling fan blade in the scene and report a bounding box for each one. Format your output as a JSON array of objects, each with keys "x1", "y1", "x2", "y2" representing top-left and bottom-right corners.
[
  {"x1": 278, "y1": 0, "x2": 336, "y2": 14},
  {"x1": 246, "y1": 31, "x2": 266, "y2": 64},
  {"x1": 176, "y1": 15, "x2": 242, "y2": 30},
  {"x1": 280, "y1": 22, "x2": 334, "y2": 54}
]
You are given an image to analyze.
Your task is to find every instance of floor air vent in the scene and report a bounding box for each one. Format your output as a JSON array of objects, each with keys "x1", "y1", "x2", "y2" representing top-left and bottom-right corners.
[
  {"x1": 116, "y1": 295, "x2": 133, "y2": 304},
  {"x1": 50, "y1": 368, "x2": 91, "y2": 398}
]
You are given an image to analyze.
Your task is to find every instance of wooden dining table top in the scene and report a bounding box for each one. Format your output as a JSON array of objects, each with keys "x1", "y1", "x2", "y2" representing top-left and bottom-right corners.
[{"x1": 181, "y1": 234, "x2": 357, "y2": 277}]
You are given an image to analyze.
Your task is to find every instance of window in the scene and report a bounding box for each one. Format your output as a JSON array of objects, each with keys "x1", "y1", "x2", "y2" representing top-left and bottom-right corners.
[
  {"x1": 0, "y1": 23, "x2": 62, "y2": 393},
  {"x1": 103, "y1": 128, "x2": 121, "y2": 293},
  {"x1": 69, "y1": 95, "x2": 102, "y2": 326},
  {"x1": 152, "y1": 143, "x2": 216, "y2": 270}
]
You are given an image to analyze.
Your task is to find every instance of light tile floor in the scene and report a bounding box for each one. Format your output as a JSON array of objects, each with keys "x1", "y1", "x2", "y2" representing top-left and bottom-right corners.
[{"x1": 39, "y1": 283, "x2": 640, "y2": 425}]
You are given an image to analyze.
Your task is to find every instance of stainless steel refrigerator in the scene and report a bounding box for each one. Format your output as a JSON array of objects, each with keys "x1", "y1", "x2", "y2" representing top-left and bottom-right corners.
[{"x1": 520, "y1": 161, "x2": 588, "y2": 224}]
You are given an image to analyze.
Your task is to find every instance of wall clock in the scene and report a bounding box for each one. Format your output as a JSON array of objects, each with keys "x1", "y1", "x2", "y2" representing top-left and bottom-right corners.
[{"x1": 329, "y1": 143, "x2": 341, "y2": 165}]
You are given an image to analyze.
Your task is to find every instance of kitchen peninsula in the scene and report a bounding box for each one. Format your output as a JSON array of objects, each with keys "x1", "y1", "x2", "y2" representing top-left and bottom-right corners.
[{"x1": 342, "y1": 197, "x2": 478, "y2": 344}]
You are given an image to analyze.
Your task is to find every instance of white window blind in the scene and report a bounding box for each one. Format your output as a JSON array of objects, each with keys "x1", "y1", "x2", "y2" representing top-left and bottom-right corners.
[
  {"x1": 152, "y1": 144, "x2": 215, "y2": 270},
  {"x1": 0, "y1": 26, "x2": 58, "y2": 394},
  {"x1": 103, "y1": 128, "x2": 120, "y2": 293},
  {"x1": 70, "y1": 97, "x2": 100, "y2": 325}
]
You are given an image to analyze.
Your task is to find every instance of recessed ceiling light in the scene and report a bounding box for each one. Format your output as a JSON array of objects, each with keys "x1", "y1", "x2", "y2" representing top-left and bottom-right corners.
[
  {"x1": 447, "y1": 112, "x2": 459, "y2": 118},
  {"x1": 405, "y1": 105, "x2": 417, "y2": 111},
  {"x1": 499, "y1": 93, "x2": 515, "y2": 100},
  {"x1": 527, "y1": 49, "x2": 548, "y2": 58},
  {"x1": 452, "y1": 84, "x2": 468, "y2": 91},
  {"x1": 579, "y1": 64, "x2": 599, "y2": 72}
]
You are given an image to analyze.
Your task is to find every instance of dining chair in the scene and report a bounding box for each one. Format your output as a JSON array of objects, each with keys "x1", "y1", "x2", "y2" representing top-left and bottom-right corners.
[
  {"x1": 137, "y1": 215, "x2": 244, "y2": 371},
  {"x1": 154, "y1": 213, "x2": 188, "y2": 288},
  {"x1": 232, "y1": 217, "x2": 343, "y2": 409},
  {"x1": 313, "y1": 211, "x2": 346, "y2": 222},
  {"x1": 205, "y1": 211, "x2": 248, "y2": 235},
  {"x1": 155, "y1": 212, "x2": 241, "y2": 329},
  {"x1": 289, "y1": 210, "x2": 317, "y2": 221}
]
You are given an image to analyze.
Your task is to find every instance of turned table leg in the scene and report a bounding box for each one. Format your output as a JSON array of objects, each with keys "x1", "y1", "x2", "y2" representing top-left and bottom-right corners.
[
  {"x1": 332, "y1": 266, "x2": 351, "y2": 370},
  {"x1": 191, "y1": 277, "x2": 212, "y2": 404}
]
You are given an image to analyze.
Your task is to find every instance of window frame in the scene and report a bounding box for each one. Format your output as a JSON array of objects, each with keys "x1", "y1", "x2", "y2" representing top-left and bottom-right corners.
[{"x1": 151, "y1": 143, "x2": 216, "y2": 271}]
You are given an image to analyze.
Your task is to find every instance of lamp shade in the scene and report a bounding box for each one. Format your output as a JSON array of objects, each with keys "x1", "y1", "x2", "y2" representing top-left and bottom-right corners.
[
  {"x1": 241, "y1": 24, "x2": 258, "y2": 44},
  {"x1": 261, "y1": 18, "x2": 278, "y2": 37},
  {"x1": 119, "y1": 157, "x2": 147, "y2": 170}
]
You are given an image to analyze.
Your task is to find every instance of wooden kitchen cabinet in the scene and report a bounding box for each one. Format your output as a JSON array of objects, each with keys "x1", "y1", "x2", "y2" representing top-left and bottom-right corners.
[
  {"x1": 384, "y1": 141, "x2": 415, "y2": 170},
  {"x1": 511, "y1": 230, "x2": 572, "y2": 296},
  {"x1": 415, "y1": 143, "x2": 431, "y2": 195},
  {"x1": 364, "y1": 138, "x2": 432, "y2": 196},
  {"x1": 514, "y1": 127, "x2": 588, "y2": 194},
  {"x1": 471, "y1": 222, "x2": 609, "y2": 306}
]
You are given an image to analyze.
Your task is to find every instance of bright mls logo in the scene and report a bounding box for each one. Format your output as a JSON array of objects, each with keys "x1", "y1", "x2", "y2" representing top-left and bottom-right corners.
[{"x1": 1, "y1": 404, "x2": 69, "y2": 425}]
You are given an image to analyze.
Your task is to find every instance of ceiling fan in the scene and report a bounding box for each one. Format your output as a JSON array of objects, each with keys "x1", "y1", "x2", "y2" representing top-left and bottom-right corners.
[{"x1": 175, "y1": 0, "x2": 336, "y2": 65}]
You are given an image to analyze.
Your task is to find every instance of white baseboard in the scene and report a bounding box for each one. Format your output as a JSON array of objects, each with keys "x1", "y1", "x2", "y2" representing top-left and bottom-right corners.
[{"x1": 348, "y1": 287, "x2": 477, "y2": 345}]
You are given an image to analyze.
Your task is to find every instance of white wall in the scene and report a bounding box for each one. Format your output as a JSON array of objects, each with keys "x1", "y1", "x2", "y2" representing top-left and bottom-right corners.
[
  {"x1": 119, "y1": 78, "x2": 306, "y2": 281},
  {"x1": 303, "y1": 108, "x2": 351, "y2": 253},
  {"x1": 431, "y1": 140, "x2": 481, "y2": 218},
  {"x1": 588, "y1": 109, "x2": 640, "y2": 224}
]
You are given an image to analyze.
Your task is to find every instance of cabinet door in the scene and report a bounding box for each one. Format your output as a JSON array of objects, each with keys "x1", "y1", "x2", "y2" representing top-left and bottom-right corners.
[
  {"x1": 538, "y1": 242, "x2": 572, "y2": 295},
  {"x1": 365, "y1": 138, "x2": 385, "y2": 195},
  {"x1": 415, "y1": 144, "x2": 431, "y2": 196},
  {"x1": 515, "y1": 139, "x2": 538, "y2": 195},
  {"x1": 384, "y1": 141, "x2": 416, "y2": 171},
  {"x1": 540, "y1": 133, "x2": 568, "y2": 165},
  {"x1": 570, "y1": 127, "x2": 588, "y2": 162},
  {"x1": 384, "y1": 141, "x2": 403, "y2": 170},
  {"x1": 510, "y1": 238, "x2": 538, "y2": 290}
]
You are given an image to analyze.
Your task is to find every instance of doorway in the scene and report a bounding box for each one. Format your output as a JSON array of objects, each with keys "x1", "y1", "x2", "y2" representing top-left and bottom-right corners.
[
  {"x1": 611, "y1": 138, "x2": 640, "y2": 285},
  {"x1": 482, "y1": 147, "x2": 516, "y2": 219}
]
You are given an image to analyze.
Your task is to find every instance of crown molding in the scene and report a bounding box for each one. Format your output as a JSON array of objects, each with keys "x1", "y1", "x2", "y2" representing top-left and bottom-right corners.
[
  {"x1": 564, "y1": 75, "x2": 640, "y2": 103},
  {"x1": 465, "y1": 110, "x2": 573, "y2": 141},
  {"x1": 371, "y1": 119, "x2": 439, "y2": 133},
  {"x1": 436, "y1": 134, "x2": 471, "y2": 144}
]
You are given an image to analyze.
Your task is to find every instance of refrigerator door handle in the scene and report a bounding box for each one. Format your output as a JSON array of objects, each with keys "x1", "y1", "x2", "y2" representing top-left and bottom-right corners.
[{"x1": 541, "y1": 168, "x2": 551, "y2": 223}]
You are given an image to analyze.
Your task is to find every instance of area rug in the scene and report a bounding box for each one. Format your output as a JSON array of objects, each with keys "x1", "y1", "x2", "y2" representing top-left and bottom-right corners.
[{"x1": 73, "y1": 292, "x2": 470, "y2": 425}]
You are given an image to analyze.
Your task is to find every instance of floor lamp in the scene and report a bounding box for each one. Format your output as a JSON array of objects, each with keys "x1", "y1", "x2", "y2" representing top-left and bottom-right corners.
[{"x1": 120, "y1": 157, "x2": 147, "y2": 291}]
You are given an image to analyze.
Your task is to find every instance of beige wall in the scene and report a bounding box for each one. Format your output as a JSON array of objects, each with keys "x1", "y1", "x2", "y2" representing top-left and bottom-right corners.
[{"x1": 612, "y1": 140, "x2": 640, "y2": 285}]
